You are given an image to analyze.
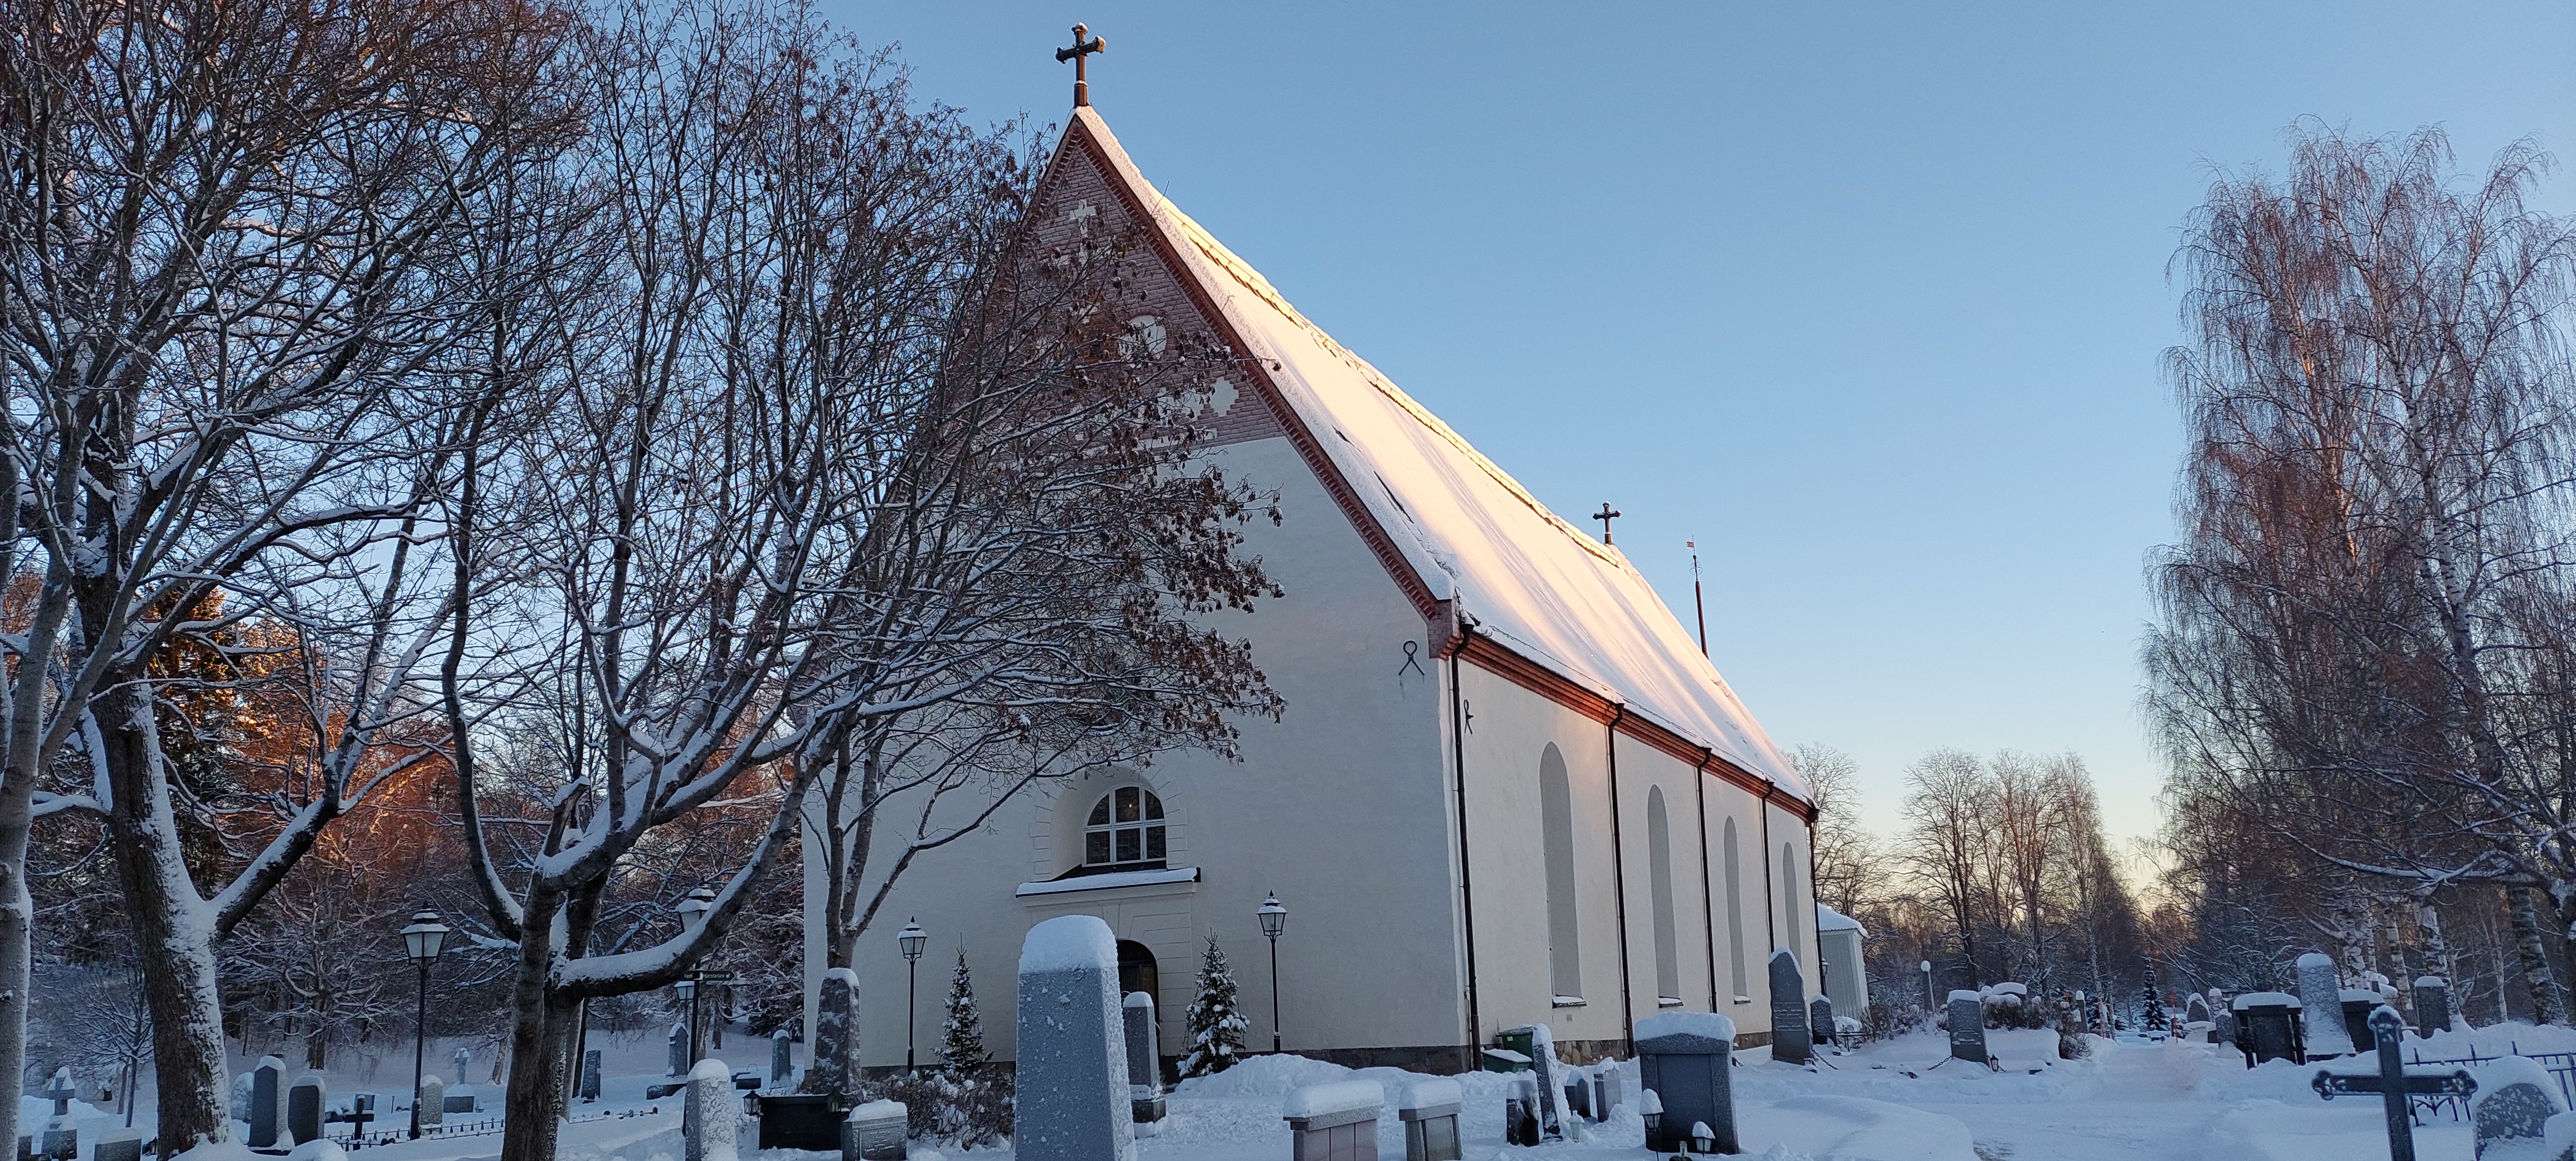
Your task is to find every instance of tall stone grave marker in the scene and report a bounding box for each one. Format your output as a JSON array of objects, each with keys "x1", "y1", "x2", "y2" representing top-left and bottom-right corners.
[
  {"x1": 250, "y1": 1056, "x2": 288, "y2": 1149},
  {"x1": 40, "y1": 1069, "x2": 75, "y2": 1160},
  {"x1": 683, "y1": 1059, "x2": 740, "y2": 1161},
  {"x1": 770, "y1": 1028, "x2": 793, "y2": 1090},
  {"x1": 417, "y1": 1075, "x2": 445, "y2": 1129},
  {"x1": 803, "y1": 968, "x2": 858, "y2": 1099},
  {"x1": 1947, "y1": 991, "x2": 1988, "y2": 1065},
  {"x1": 1516, "y1": 1023, "x2": 1565, "y2": 1140},
  {"x1": 1123, "y1": 992, "x2": 1164, "y2": 1130},
  {"x1": 1636, "y1": 1011, "x2": 1736, "y2": 1156},
  {"x1": 2415, "y1": 977, "x2": 2453, "y2": 1038},
  {"x1": 287, "y1": 1074, "x2": 325, "y2": 1145},
  {"x1": 1769, "y1": 950, "x2": 1812, "y2": 1065},
  {"x1": 1013, "y1": 915, "x2": 1133, "y2": 1161},
  {"x1": 2297, "y1": 953, "x2": 2356, "y2": 1057},
  {"x1": 669, "y1": 1022, "x2": 690, "y2": 1077},
  {"x1": 582, "y1": 1049, "x2": 603, "y2": 1101}
]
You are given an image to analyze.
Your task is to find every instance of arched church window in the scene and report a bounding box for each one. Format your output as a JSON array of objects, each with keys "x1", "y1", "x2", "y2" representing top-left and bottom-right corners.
[
  {"x1": 1723, "y1": 817, "x2": 1747, "y2": 1001},
  {"x1": 1781, "y1": 842, "x2": 1805, "y2": 971},
  {"x1": 1646, "y1": 787, "x2": 1682, "y2": 1005},
  {"x1": 1085, "y1": 786, "x2": 1167, "y2": 869},
  {"x1": 1540, "y1": 744, "x2": 1581, "y2": 1001}
]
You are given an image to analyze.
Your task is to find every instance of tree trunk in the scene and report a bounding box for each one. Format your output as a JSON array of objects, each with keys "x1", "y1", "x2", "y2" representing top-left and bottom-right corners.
[
  {"x1": 0, "y1": 710, "x2": 40, "y2": 1161},
  {"x1": 499, "y1": 895, "x2": 570, "y2": 1161},
  {"x1": 2509, "y1": 885, "x2": 2564, "y2": 1024},
  {"x1": 100, "y1": 684, "x2": 231, "y2": 1150}
]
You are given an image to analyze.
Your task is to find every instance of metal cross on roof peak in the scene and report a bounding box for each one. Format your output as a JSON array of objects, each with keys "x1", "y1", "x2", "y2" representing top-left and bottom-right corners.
[
  {"x1": 1056, "y1": 23, "x2": 1106, "y2": 108},
  {"x1": 1593, "y1": 503, "x2": 1621, "y2": 544}
]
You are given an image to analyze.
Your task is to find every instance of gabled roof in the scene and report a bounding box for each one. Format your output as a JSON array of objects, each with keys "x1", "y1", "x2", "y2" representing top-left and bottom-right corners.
[{"x1": 1058, "y1": 108, "x2": 1808, "y2": 806}]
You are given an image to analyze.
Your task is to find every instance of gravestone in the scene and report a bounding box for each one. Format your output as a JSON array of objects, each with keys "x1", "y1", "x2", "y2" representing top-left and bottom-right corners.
[
  {"x1": 1636, "y1": 1011, "x2": 1736, "y2": 1156},
  {"x1": 287, "y1": 1074, "x2": 325, "y2": 1145},
  {"x1": 1012, "y1": 915, "x2": 1133, "y2": 1161},
  {"x1": 1561, "y1": 1070, "x2": 1589, "y2": 1121},
  {"x1": 670, "y1": 1022, "x2": 691, "y2": 1078},
  {"x1": 2297, "y1": 953, "x2": 2357, "y2": 1057},
  {"x1": 1123, "y1": 992, "x2": 1164, "y2": 1129},
  {"x1": 842, "y1": 1099, "x2": 906, "y2": 1161},
  {"x1": 251, "y1": 1056, "x2": 288, "y2": 1149},
  {"x1": 94, "y1": 1133, "x2": 140, "y2": 1161},
  {"x1": 770, "y1": 1028, "x2": 794, "y2": 1090},
  {"x1": 1515, "y1": 1023, "x2": 1565, "y2": 1140},
  {"x1": 444, "y1": 1085, "x2": 476, "y2": 1115},
  {"x1": 1811, "y1": 996, "x2": 1835, "y2": 1046},
  {"x1": 2471, "y1": 1056, "x2": 2562, "y2": 1160},
  {"x1": 804, "y1": 969, "x2": 858, "y2": 1099},
  {"x1": 2416, "y1": 977, "x2": 2453, "y2": 1038},
  {"x1": 1398, "y1": 1079, "x2": 1462, "y2": 1161},
  {"x1": 2186, "y1": 993, "x2": 2211, "y2": 1024},
  {"x1": 582, "y1": 1048, "x2": 603, "y2": 1101},
  {"x1": 2341, "y1": 989, "x2": 2383, "y2": 1053},
  {"x1": 1504, "y1": 1077, "x2": 1539, "y2": 1147},
  {"x1": 684, "y1": 1059, "x2": 740, "y2": 1161},
  {"x1": 1282, "y1": 1080, "x2": 1382, "y2": 1161},
  {"x1": 40, "y1": 1070, "x2": 75, "y2": 1160},
  {"x1": 1594, "y1": 1065, "x2": 1622, "y2": 1116},
  {"x1": 2314, "y1": 1007, "x2": 2478, "y2": 1161},
  {"x1": 1947, "y1": 991, "x2": 1988, "y2": 1065},
  {"x1": 233, "y1": 1072, "x2": 255, "y2": 1123},
  {"x1": 419, "y1": 1074, "x2": 446, "y2": 1129},
  {"x1": 1769, "y1": 950, "x2": 1812, "y2": 1065},
  {"x1": 2213, "y1": 995, "x2": 2237, "y2": 1047},
  {"x1": 2232, "y1": 993, "x2": 2304, "y2": 1067}
]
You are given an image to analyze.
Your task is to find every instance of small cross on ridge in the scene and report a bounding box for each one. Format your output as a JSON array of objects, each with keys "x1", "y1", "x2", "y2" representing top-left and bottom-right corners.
[
  {"x1": 1593, "y1": 503, "x2": 1621, "y2": 544},
  {"x1": 1056, "y1": 23, "x2": 1106, "y2": 108}
]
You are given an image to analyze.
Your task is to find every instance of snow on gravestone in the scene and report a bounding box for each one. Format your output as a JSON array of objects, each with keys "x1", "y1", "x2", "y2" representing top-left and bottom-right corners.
[
  {"x1": 250, "y1": 1056, "x2": 287, "y2": 1149},
  {"x1": 232, "y1": 1072, "x2": 253, "y2": 1123},
  {"x1": 1809, "y1": 997, "x2": 1835, "y2": 1047},
  {"x1": 2471, "y1": 1055, "x2": 2564, "y2": 1160},
  {"x1": 417, "y1": 1075, "x2": 444, "y2": 1129},
  {"x1": 668, "y1": 1023, "x2": 690, "y2": 1079},
  {"x1": 582, "y1": 1048, "x2": 603, "y2": 1101},
  {"x1": 1635, "y1": 1011, "x2": 1736, "y2": 1157},
  {"x1": 2297, "y1": 953, "x2": 2357, "y2": 1057},
  {"x1": 770, "y1": 1028, "x2": 793, "y2": 1090},
  {"x1": 287, "y1": 1074, "x2": 325, "y2": 1145},
  {"x1": 1947, "y1": 991, "x2": 1988, "y2": 1064},
  {"x1": 804, "y1": 969, "x2": 859, "y2": 1098},
  {"x1": 2417, "y1": 977, "x2": 2454, "y2": 1038},
  {"x1": 1281, "y1": 1080, "x2": 1383, "y2": 1161},
  {"x1": 2186, "y1": 993, "x2": 2211, "y2": 1024},
  {"x1": 1398, "y1": 1078, "x2": 1463, "y2": 1161},
  {"x1": 1515, "y1": 1022, "x2": 1568, "y2": 1140},
  {"x1": 1013, "y1": 915, "x2": 1134, "y2": 1161},
  {"x1": 1123, "y1": 992, "x2": 1164, "y2": 1131},
  {"x1": 842, "y1": 1100, "x2": 906, "y2": 1161},
  {"x1": 282, "y1": 1140, "x2": 347, "y2": 1161},
  {"x1": 40, "y1": 1070, "x2": 74, "y2": 1160},
  {"x1": 1768, "y1": 950, "x2": 1812, "y2": 1065},
  {"x1": 684, "y1": 1058, "x2": 740, "y2": 1161}
]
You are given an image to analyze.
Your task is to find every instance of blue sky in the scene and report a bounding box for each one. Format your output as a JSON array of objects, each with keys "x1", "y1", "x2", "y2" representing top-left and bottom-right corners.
[{"x1": 824, "y1": 2, "x2": 2576, "y2": 850}]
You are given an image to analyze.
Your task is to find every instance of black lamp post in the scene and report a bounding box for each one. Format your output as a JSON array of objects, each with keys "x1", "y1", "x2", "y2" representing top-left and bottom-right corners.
[
  {"x1": 401, "y1": 910, "x2": 449, "y2": 1140},
  {"x1": 676, "y1": 886, "x2": 715, "y2": 1061},
  {"x1": 898, "y1": 919, "x2": 927, "y2": 1072},
  {"x1": 1257, "y1": 892, "x2": 1287, "y2": 1054}
]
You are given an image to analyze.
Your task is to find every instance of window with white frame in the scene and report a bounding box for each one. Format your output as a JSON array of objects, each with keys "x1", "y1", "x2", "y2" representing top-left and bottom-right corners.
[{"x1": 1085, "y1": 786, "x2": 1167, "y2": 869}]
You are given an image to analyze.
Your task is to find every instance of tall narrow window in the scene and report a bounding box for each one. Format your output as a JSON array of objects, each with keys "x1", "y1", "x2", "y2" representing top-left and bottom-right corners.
[
  {"x1": 1781, "y1": 842, "x2": 1804, "y2": 972},
  {"x1": 1647, "y1": 788, "x2": 1681, "y2": 1004},
  {"x1": 1540, "y1": 744, "x2": 1581, "y2": 1000},
  {"x1": 1723, "y1": 817, "x2": 1746, "y2": 1000}
]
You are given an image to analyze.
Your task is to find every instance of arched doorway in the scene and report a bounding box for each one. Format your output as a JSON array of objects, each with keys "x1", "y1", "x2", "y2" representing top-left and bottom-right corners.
[{"x1": 1117, "y1": 940, "x2": 1160, "y2": 1003}]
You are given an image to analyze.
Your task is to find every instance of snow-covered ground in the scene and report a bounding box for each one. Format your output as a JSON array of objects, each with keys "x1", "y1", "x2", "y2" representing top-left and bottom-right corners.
[{"x1": 77, "y1": 1021, "x2": 2576, "y2": 1161}]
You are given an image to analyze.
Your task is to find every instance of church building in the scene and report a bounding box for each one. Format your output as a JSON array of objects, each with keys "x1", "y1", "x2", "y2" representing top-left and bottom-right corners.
[{"x1": 814, "y1": 92, "x2": 1824, "y2": 1074}]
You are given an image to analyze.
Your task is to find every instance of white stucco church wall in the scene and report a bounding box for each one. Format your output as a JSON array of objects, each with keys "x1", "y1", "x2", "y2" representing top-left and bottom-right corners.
[{"x1": 804, "y1": 104, "x2": 1829, "y2": 1075}]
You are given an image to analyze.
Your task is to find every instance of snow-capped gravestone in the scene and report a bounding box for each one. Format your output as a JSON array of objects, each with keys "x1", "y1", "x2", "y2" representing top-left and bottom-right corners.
[
  {"x1": 684, "y1": 1059, "x2": 740, "y2": 1161},
  {"x1": 1510, "y1": 1023, "x2": 1565, "y2": 1140},
  {"x1": 1947, "y1": 991, "x2": 1988, "y2": 1064},
  {"x1": 770, "y1": 1028, "x2": 793, "y2": 1090},
  {"x1": 233, "y1": 1072, "x2": 255, "y2": 1123},
  {"x1": 1636, "y1": 1011, "x2": 1736, "y2": 1157},
  {"x1": 1811, "y1": 997, "x2": 1835, "y2": 1046},
  {"x1": 805, "y1": 969, "x2": 859, "y2": 1099},
  {"x1": 2341, "y1": 989, "x2": 2384, "y2": 1053},
  {"x1": 582, "y1": 1048, "x2": 603, "y2": 1101},
  {"x1": 1769, "y1": 950, "x2": 1812, "y2": 1065},
  {"x1": 2471, "y1": 1056, "x2": 2563, "y2": 1160},
  {"x1": 669, "y1": 1023, "x2": 690, "y2": 1078},
  {"x1": 250, "y1": 1056, "x2": 289, "y2": 1149},
  {"x1": 445, "y1": 1084, "x2": 476, "y2": 1114},
  {"x1": 1282, "y1": 1080, "x2": 1382, "y2": 1161},
  {"x1": 2417, "y1": 977, "x2": 2453, "y2": 1037},
  {"x1": 1398, "y1": 1078, "x2": 1462, "y2": 1161},
  {"x1": 40, "y1": 1069, "x2": 75, "y2": 1160},
  {"x1": 1123, "y1": 992, "x2": 1164, "y2": 1130},
  {"x1": 2186, "y1": 993, "x2": 2211, "y2": 1024},
  {"x1": 1013, "y1": 915, "x2": 1133, "y2": 1161},
  {"x1": 417, "y1": 1075, "x2": 444, "y2": 1129},
  {"x1": 2232, "y1": 993, "x2": 2302, "y2": 1066},
  {"x1": 842, "y1": 1099, "x2": 906, "y2": 1161},
  {"x1": 2298, "y1": 953, "x2": 2357, "y2": 1057},
  {"x1": 287, "y1": 1074, "x2": 325, "y2": 1144}
]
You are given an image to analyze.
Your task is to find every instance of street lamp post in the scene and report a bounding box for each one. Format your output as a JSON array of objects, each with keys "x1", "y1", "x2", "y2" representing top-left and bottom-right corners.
[
  {"x1": 676, "y1": 886, "x2": 715, "y2": 1062},
  {"x1": 1922, "y1": 960, "x2": 1934, "y2": 1011},
  {"x1": 1257, "y1": 892, "x2": 1287, "y2": 1055},
  {"x1": 676, "y1": 978, "x2": 700, "y2": 1067},
  {"x1": 898, "y1": 920, "x2": 927, "y2": 1072},
  {"x1": 401, "y1": 910, "x2": 450, "y2": 1140}
]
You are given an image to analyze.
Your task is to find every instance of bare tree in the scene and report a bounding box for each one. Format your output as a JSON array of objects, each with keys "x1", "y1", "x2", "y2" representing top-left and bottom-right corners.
[
  {"x1": 1789, "y1": 744, "x2": 1875, "y2": 919},
  {"x1": 1897, "y1": 749, "x2": 1995, "y2": 989}
]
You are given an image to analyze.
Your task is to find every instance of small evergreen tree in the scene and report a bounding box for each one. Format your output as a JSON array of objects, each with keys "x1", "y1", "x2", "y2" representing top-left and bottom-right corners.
[
  {"x1": 2139, "y1": 963, "x2": 2168, "y2": 1032},
  {"x1": 1180, "y1": 936, "x2": 1248, "y2": 1077},
  {"x1": 937, "y1": 950, "x2": 986, "y2": 1076}
]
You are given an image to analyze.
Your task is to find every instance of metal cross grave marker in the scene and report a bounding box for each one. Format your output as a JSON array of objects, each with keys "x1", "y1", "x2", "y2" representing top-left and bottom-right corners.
[
  {"x1": 2312, "y1": 1006, "x2": 2472, "y2": 1161},
  {"x1": 1057, "y1": 23, "x2": 1107, "y2": 107}
]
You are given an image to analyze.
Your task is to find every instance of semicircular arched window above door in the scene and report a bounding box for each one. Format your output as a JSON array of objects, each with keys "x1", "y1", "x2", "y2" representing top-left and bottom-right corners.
[{"x1": 1085, "y1": 785, "x2": 1167, "y2": 869}]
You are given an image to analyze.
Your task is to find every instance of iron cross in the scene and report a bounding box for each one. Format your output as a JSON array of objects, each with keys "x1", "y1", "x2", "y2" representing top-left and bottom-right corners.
[
  {"x1": 1593, "y1": 503, "x2": 1621, "y2": 544},
  {"x1": 1056, "y1": 23, "x2": 1106, "y2": 108}
]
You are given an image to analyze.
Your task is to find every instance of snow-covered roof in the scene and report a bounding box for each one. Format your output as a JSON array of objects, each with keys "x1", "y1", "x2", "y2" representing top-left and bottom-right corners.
[
  {"x1": 1817, "y1": 903, "x2": 1865, "y2": 935},
  {"x1": 1059, "y1": 108, "x2": 1807, "y2": 803}
]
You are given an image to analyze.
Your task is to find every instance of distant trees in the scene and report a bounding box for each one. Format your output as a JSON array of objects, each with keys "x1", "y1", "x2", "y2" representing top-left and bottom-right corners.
[{"x1": 2146, "y1": 123, "x2": 2576, "y2": 1019}]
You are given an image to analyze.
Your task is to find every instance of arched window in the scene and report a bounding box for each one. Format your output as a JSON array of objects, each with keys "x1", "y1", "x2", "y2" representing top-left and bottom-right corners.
[
  {"x1": 1723, "y1": 817, "x2": 1747, "y2": 1001},
  {"x1": 1647, "y1": 788, "x2": 1681, "y2": 1004},
  {"x1": 1085, "y1": 786, "x2": 1166, "y2": 869},
  {"x1": 1540, "y1": 744, "x2": 1581, "y2": 1000},
  {"x1": 1781, "y1": 842, "x2": 1805, "y2": 972}
]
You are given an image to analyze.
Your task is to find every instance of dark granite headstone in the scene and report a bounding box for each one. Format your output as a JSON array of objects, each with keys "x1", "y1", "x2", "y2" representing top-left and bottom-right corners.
[
  {"x1": 668, "y1": 1022, "x2": 690, "y2": 1079},
  {"x1": 1947, "y1": 992, "x2": 1988, "y2": 1064},
  {"x1": 582, "y1": 1048, "x2": 603, "y2": 1101},
  {"x1": 1769, "y1": 950, "x2": 1812, "y2": 1065},
  {"x1": 2186, "y1": 993, "x2": 2211, "y2": 1024},
  {"x1": 803, "y1": 969, "x2": 857, "y2": 1099},
  {"x1": 287, "y1": 1074, "x2": 324, "y2": 1144},
  {"x1": 1636, "y1": 1012, "x2": 1736, "y2": 1155},
  {"x1": 1124, "y1": 992, "x2": 1164, "y2": 1128},
  {"x1": 249, "y1": 1056, "x2": 286, "y2": 1149},
  {"x1": 2414, "y1": 977, "x2": 2452, "y2": 1038},
  {"x1": 1810, "y1": 996, "x2": 1835, "y2": 1046},
  {"x1": 2232, "y1": 993, "x2": 2305, "y2": 1067},
  {"x1": 770, "y1": 1028, "x2": 793, "y2": 1090}
]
